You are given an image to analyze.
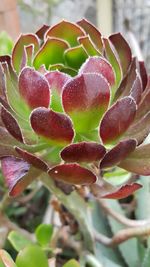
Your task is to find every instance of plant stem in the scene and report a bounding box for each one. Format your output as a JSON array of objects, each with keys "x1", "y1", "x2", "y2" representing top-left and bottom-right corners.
[
  {"x1": 40, "y1": 173, "x2": 95, "y2": 252},
  {"x1": 99, "y1": 199, "x2": 150, "y2": 227},
  {"x1": 95, "y1": 223, "x2": 150, "y2": 247}
]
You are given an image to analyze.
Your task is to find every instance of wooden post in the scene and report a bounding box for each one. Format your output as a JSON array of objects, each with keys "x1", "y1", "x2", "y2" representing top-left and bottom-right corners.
[
  {"x1": 0, "y1": 0, "x2": 20, "y2": 40},
  {"x1": 96, "y1": 0, "x2": 112, "y2": 36}
]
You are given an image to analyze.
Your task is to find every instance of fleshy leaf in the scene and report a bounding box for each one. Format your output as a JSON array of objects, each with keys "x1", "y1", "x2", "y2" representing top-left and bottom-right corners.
[
  {"x1": 19, "y1": 67, "x2": 50, "y2": 109},
  {"x1": 63, "y1": 259, "x2": 80, "y2": 267},
  {"x1": 100, "y1": 97, "x2": 136, "y2": 144},
  {"x1": 64, "y1": 45, "x2": 88, "y2": 69},
  {"x1": 15, "y1": 147, "x2": 48, "y2": 171},
  {"x1": 1, "y1": 156, "x2": 40, "y2": 196},
  {"x1": 45, "y1": 71, "x2": 70, "y2": 112},
  {"x1": 135, "y1": 88, "x2": 150, "y2": 121},
  {"x1": 33, "y1": 38, "x2": 69, "y2": 70},
  {"x1": 48, "y1": 163, "x2": 96, "y2": 185},
  {"x1": 102, "y1": 183, "x2": 142, "y2": 199},
  {"x1": 8, "y1": 231, "x2": 32, "y2": 252},
  {"x1": 61, "y1": 142, "x2": 106, "y2": 163},
  {"x1": 139, "y1": 61, "x2": 148, "y2": 90},
  {"x1": 103, "y1": 38, "x2": 122, "y2": 87},
  {"x1": 130, "y1": 74, "x2": 142, "y2": 104},
  {"x1": 0, "y1": 249, "x2": 17, "y2": 267},
  {"x1": 35, "y1": 224, "x2": 53, "y2": 246},
  {"x1": 125, "y1": 112, "x2": 150, "y2": 144},
  {"x1": 78, "y1": 35, "x2": 100, "y2": 56},
  {"x1": 77, "y1": 19, "x2": 103, "y2": 52},
  {"x1": 62, "y1": 73, "x2": 110, "y2": 133},
  {"x1": 100, "y1": 139, "x2": 137, "y2": 169},
  {"x1": 1, "y1": 107, "x2": 24, "y2": 143},
  {"x1": 0, "y1": 64, "x2": 6, "y2": 101},
  {"x1": 35, "y1": 24, "x2": 49, "y2": 40},
  {"x1": 91, "y1": 182, "x2": 142, "y2": 199},
  {"x1": 119, "y1": 144, "x2": 150, "y2": 175},
  {"x1": 49, "y1": 63, "x2": 77, "y2": 77},
  {"x1": 109, "y1": 33, "x2": 132, "y2": 75},
  {"x1": 46, "y1": 20, "x2": 85, "y2": 46},
  {"x1": 114, "y1": 58, "x2": 137, "y2": 100},
  {"x1": 30, "y1": 107, "x2": 74, "y2": 146},
  {"x1": 79, "y1": 56, "x2": 115, "y2": 86},
  {"x1": 12, "y1": 34, "x2": 39, "y2": 74},
  {"x1": 16, "y1": 245, "x2": 49, "y2": 267}
]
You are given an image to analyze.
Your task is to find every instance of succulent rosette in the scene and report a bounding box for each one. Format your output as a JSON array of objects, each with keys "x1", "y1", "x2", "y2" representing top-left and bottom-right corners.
[{"x1": 0, "y1": 19, "x2": 149, "y2": 199}]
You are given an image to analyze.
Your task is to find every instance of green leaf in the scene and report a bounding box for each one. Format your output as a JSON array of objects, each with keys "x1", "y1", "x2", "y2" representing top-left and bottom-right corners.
[
  {"x1": 35, "y1": 224, "x2": 53, "y2": 246},
  {"x1": 135, "y1": 176, "x2": 150, "y2": 220},
  {"x1": 0, "y1": 32, "x2": 13, "y2": 55},
  {"x1": 8, "y1": 231, "x2": 32, "y2": 252},
  {"x1": 106, "y1": 199, "x2": 139, "y2": 267},
  {"x1": 63, "y1": 259, "x2": 80, "y2": 267},
  {"x1": 0, "y1": 250, "x2": 17, "y2": 267},
  {"x1": 92, "y1": 201, "x2": 124, "y2": 266},
  {"x1": 15, "y1": 245, "x2": 49, "y2": 267}
]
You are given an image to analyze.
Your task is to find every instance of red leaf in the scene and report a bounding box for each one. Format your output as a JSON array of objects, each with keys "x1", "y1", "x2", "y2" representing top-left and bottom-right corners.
[
  {"x1": 79, "y1": 56, "x2": 115, "y2": 86},
  {"x1": 77, "y1": 19, "x2": 103, "y2": 52},
  {"x1": 102, "y1": 183, "x2": 142, "y2": 199},
  {"x1": 100, "y1": 139, "x2": 137, "y2": 169},
  {"x1": 139, "y1": 61, "x2": 148, "y2": 90},
  {"x1": 30, "y1": 107, "x2": 74, "y2": 145},
  {"x1": 45, "y1": 71, "x2": 70, "y2": 95},
  {"x1": 125, "y1": 112, "x2": 150, "y2": 144},
  {"x1": 109, "y1": 33, "x2": 132, "y2": 75},
  {"x1": 61, "y1": 142, "x2": 106, "y2": 163},
  {"x1": 35, "y1": 24, "x2": 49, "y2": 40},
  {"x1": 62, "y1": 73, "x2": 110, "y2": 132},
  {"x1": 91, "y1": 182, "x2": 142, "y2": 199},
  {"x1": 15, "y1": 147, "x2": 48, "y2": 171},
  {"x1": 119, "y1": 143, "x2": 150, "y2": 175},
  {"x1": 1, "y1": 107, "x2": 24, "y2": 143},
  {"x1": 48, "y1": 163, "x2": 97, "y2": 185},
  {"x1": 19, "y1": 67, "x2": 50, "y2": 109},
  {"x1": 100, "y1": 97, "x2": 136, "y2": 144}
]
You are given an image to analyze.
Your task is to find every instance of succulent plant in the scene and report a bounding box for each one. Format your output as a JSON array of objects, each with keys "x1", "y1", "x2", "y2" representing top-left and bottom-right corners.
[{"x1": 0, "y1": 19, "x2": 149, "y2": 199}]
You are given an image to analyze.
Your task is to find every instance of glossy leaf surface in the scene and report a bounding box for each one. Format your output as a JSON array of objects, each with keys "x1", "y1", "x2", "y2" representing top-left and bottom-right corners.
[
  {"x1": 48, "y1": 163, "x2": 97, "y2": 185},
  {"x1": 30, "y1": 108, "x2": 74, "y2": 145},
  {"x1": 61, "y1": 142, "x2": 106, "y2": 163},
  {"x1": 100, "y1": 97, "x2": 136, "y2": 144},
  {"x1": 62, "y1": 73, "x2": 110, "y2": 133}
]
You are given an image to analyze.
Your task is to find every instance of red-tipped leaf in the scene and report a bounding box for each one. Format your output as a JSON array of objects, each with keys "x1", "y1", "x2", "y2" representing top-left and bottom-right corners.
[
  {"x1": 15, "y1": 147, "x2": 48, "y2": 171},
  {"x1": 62, "y1": 73, "x2": 110, "y2": 133},
  {"x1": 1, "y1": 156, "x2": 41, "y2": 196},
  {"x1": 1, "y1": 107, "x2": 24, "y2": 143},
  {"x1": 79, "y1": 56, "x2": 115, "y2": 86},
  {"x1": 30, "y1": 107, "x2": 74, "y2": 145},
  {"x1": 48, "y1": 163, "x2": 97, "y2": 185},
  {"x1": 100, "y1": 139, "x2": 137, "y2": 169},
  {"x1": 109, "y1": 33, "x2": 132, "y2": 75},
  {"x1": 61, "y1": 142, "x2": 106, "y2": 163},
  {"x1": 100, "y1": 97, "x2": 136, "y2": 144},
  {"x1": 19, "y1": 67, "x2": 50, "y2": 109},
  {"x1": 46, "y1": 20, "x2": 85, "y2": 46}
]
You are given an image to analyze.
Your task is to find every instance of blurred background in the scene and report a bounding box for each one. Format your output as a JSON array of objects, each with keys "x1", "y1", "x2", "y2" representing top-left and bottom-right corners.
[{"x1": 0, "y1": 0, "x2": 150, "y2": 70}]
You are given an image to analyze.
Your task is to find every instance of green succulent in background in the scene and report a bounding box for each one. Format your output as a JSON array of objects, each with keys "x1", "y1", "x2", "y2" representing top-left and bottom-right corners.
[{"x1": 0, "y1": 32, "x2": 13, "y2": 56}]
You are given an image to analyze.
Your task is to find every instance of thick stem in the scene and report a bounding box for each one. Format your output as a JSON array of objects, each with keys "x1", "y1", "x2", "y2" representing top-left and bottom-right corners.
[{"x1": 40, "y1": 173, "x2": 95, "y2": 253}]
